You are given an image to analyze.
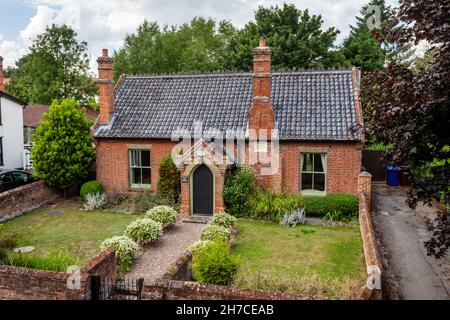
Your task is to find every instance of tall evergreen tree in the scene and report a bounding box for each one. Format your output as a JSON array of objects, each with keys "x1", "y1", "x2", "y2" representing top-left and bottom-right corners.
[{"x1": 31, "y1": 99, "x2": 95, "y2": 191}]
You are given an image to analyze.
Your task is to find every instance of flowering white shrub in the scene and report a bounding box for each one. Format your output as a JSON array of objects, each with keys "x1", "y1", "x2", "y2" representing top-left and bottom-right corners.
[
  {"x1": 145, "y1": 205, "x2": 178, "y2": 226},
  {"x1": 189, "y1": 240, "x2": 213, "y2": 257},
  {"x1": 200, "y1": 225, "x2": 231, "y2": 242},
  {"x1": 209, "y1": 212, "x2": 237, "y2": 229},
  {"x1": 124, "y1": 218, "x2": 163, "y2": 244},
  {"x1": 100, "y1": 236, "x2": 138, "y2": 270},
  {"x1": 83, "y1": 192, "x2": 107, "y2": 211},
  {"x1": 280, "y1": 208, "x2": 306, "y2": 227}
]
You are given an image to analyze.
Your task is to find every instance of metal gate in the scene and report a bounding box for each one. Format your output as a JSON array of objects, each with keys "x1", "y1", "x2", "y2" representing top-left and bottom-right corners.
[{"x1": 90, "y1": 276, "x2": 144, "y2": 300}]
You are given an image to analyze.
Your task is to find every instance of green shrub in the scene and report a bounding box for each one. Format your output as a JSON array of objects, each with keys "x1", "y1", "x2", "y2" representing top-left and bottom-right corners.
[
  {"x1": 209, "y1": 212, "x2": 237, "y2": 229},
  {"x1": 124, "y1": 218, "x2": 163, "y2": 244},
  {"x1": 131, "y1": 192, "x2": 179, "y2": 213},
  {"x1": 2, "y1": 251, "x2": 77, "y2": 272},
  {"x1": 100, "y1": 236, "x2": 139, "y2": 271},
  {"x1": 200, "y1": 225, "x2": 231, "y2": 242},
  {"x1": 223, "y1": 165, "x2": 257, "y2": 217},
  {"x1": 301, "y1": 194, "x2": 358, "y2": 218},
  {"x1": 323, "y1": 210, "x2": 356, "y2": 223},
  {"x1": 157, "y1": 155, "x2": 181, "y2": 200},
  {"x1": 251, "y1": 190, "x2": 303, "y2": 222},
  {"x1": 190, "y1": 241, "x2": 240, "y2": 285},
  {"x1": 0, "y1": 235, "x2": 18, "y2": 249},
  {"x1": 145, "y1": 205, "x2": 178, "y2": 226},
  {"x1": 189, "y1": 240, "x2": 213, "y2": 257},
  {"x1": 80, "y1": 180, "x2": 104, "y2": 198},
  {"x1": 280, "y1": 208, "x2": 306, "y2": 227},
  {"x1": 83, "y1": 192, "x2": 107, "y2": 211}
]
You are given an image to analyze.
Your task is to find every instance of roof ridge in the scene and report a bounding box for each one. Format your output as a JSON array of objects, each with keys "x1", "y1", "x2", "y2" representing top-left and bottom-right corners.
[
  {"x1": 126, "y1": 71, "x2": 251, "y2": 79},
  {"x1": 125, "y1": 68, "x2": 353, "y2": 79}
]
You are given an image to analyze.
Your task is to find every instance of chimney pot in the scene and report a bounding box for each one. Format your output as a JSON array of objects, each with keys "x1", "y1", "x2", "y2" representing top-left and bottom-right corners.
[
  {"x1": 259, "y1": 37, "x2": 266, "y2": 48},
  {"x1": 102, "y1": 49, "x2": 109, "y2": 57}
]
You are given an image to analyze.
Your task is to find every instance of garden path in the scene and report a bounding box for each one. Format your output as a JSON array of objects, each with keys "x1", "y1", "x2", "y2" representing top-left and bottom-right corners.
[{"x1": 126, "y1": 221, "x2": 204, "y2": 282}]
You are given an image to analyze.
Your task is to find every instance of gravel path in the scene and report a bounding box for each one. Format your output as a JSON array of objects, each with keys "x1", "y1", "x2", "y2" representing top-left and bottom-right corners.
[
  {"x1": 371, "y1": 183, "x2": 450, "y2": 300},
  {"x1": 126, "y1": 222, "x2": 204, "y2": 282}
]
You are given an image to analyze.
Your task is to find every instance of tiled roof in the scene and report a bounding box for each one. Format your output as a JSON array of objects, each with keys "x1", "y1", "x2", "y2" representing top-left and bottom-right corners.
[
  {"x1": 23, "y1": 104, "x2": 99, "y2": 127},
  {"x1": 94, "y1": 70, "x2": 361, "y2": 141}
]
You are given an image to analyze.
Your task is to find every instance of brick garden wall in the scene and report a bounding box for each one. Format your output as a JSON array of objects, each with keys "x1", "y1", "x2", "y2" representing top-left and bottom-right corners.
[
  {"x1": 143, "y1": 279, "x2": 316, "y2": 300},
  {"x1": 0, "y1": 180, "x2": 60, "y2": 222},
  {"x1": 0, "y1": 249, "x2": 116, "y2": 300},
  {"x1": 357, "y1": 171, "x2": 382, "y2": 300}
]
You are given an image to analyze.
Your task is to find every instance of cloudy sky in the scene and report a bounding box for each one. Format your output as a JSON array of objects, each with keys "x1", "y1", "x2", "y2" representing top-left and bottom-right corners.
[{"x1": 0, "y1": 0, "x2": 398, "y2": 73}]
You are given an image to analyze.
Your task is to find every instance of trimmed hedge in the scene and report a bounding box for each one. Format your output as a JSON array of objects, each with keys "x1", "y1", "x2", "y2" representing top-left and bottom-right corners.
[
  {"x1": 300, "y1": 194, "x2": 358, "y2": 218},
  {"x1": 190, "y1": 241, "x2": 240, "y2": 285},
  {"x1": 80, "y1": 180, "x2": 104, "y2": 198}
]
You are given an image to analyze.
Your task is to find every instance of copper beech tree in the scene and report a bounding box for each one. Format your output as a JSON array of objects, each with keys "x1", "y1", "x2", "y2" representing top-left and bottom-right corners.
[{"x1": 362, "y1": 0, "x2": 450, "y2": 258}]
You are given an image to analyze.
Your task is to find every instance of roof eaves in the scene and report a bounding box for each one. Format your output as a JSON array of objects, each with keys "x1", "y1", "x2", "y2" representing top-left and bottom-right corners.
[{"x1": 0, "y1": 91, "x2": 27, "y2": 107}]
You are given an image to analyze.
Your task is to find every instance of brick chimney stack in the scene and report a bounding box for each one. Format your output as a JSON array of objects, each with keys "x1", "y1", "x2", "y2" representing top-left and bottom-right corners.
[
  {"x1": 97, "y1": 49, "x2": 114, "y2": 125},
  {"x1": 248, "y1": 36, "x2": 275, "y2": 135},
  {"x1": 0, "y1": 56, "x2": 4, "y2": 92}
]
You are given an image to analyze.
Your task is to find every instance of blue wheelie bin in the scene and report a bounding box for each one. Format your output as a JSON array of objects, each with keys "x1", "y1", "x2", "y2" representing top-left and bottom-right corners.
[{"x1": 387, "y1": 166, "x2": 399, "y2": 186}]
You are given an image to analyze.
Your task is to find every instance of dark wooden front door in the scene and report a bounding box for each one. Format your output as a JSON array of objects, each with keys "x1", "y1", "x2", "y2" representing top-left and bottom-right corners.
[{"x1": 192, "y1": 164, "x2": 213, "y2": 215}]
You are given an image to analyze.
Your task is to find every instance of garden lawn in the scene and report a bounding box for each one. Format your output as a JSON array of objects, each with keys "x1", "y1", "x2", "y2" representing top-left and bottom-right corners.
[
  {"x1": 232, "y1": 220, "x2": 366, "y2": 299},
  {"x1": 1, "y1": 200, "x2": 137, "y2": 266}
]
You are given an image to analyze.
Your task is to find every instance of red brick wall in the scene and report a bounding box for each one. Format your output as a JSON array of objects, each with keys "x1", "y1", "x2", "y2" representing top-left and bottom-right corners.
[
  {"x1": 280, "y1": 141, "x2": 363, "y2": 195},
  {"x1": 0, "y1": 180, "x2": 60, "y2": 222},
  {"x1": 95, "y1": 138, "x2": 178, "y2": 194},
  {"x1": 143, "y1": 279, "x2": 316, "y2": 300},
  {"x1": 0, "y1": 249, "x2": 116, "y2": 300},
  {"x1": 96, "y1": 138, "x2": 361, "y2": 197}
]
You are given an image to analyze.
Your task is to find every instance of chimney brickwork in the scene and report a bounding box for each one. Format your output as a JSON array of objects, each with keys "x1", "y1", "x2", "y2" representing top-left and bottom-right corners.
[
  {"x1": 97, "y1": 49, "x2": 114, "y2": 126},
  {"x1": 248, "y1": 37, "x2": 275, "y2": 137}
]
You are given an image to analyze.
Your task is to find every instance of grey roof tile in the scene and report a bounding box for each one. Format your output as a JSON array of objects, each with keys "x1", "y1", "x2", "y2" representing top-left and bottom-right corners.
[{"x1": 94, "y1": 70, "x2": 360, "y2": 141}]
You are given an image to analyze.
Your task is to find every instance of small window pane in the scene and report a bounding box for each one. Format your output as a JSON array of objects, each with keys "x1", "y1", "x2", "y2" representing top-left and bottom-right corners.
[
  {"x1": 130, "y1": 150, "x2": 139, "y2": 167},
  {"x1": 141, "y1": 150, "x2": 151, "y2": 167},
  {"x1": 314, "y1": 154, "x2": 324, "y2": 172},
  {"x1": 302, "y1": 154, "x2": 313, "y2": 171},
  {"x1": 314, "y1": 173, "x2": 325, "y2": 191},
  {"x1": 131, "y1": 168, "x2": 142, "y2": 184},
  {"x1": 301, "y1": 173, "x2": 313, "y2": 190},
  {"x1": 142, "y1": 168, "x2": 151, "y2": 184}
]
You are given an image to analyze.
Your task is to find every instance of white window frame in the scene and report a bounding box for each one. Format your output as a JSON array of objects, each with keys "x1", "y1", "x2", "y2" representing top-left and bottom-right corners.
[
  {"x1": 300, "y1": 152, "x2": 327, "y2": 196},
  {"x1": 128, "y1": 149, "x2": 151, "y2": 189}
]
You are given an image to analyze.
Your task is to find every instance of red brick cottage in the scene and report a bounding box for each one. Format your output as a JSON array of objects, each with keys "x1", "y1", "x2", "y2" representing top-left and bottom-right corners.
[{"x1": 94, "y1": 38, "x2": 363, "y2": 216}]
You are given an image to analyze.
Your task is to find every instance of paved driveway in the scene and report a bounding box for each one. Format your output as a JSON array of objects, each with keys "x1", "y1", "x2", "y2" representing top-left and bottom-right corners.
[{"x1": 371, "y1": 183, "x2": 450, "y2": 299}]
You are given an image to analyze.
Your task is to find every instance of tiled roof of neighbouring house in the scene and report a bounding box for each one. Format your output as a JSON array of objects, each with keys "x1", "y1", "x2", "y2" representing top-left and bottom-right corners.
[
  {"x1": 23, "y1": 104, "x2": 99, "y2": 127},
  {"x1": 94, "y1": 70, "x2": 361, "y2": 141}
]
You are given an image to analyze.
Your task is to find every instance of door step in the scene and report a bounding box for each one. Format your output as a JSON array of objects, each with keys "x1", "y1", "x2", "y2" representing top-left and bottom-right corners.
[{"x1": 183, "y1": 215, "x2": 211, "y2": 224}]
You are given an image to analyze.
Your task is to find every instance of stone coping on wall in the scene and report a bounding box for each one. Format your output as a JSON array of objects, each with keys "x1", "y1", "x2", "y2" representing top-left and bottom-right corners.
[
  {"x1": 143, "y1": 279, "x2": 318, "y2": 300},
  {"x1": 357, "y1": 192, "x2": 382, "y2": 300}
]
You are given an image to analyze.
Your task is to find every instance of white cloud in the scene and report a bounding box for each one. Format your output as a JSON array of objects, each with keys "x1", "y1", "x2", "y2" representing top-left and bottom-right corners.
[
  {"x1": 0, "y1": 35, "x2": 27, "y2": 68},
  {"x1": 1, "y1": 0, "x2": 400, "y2": 69}
]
